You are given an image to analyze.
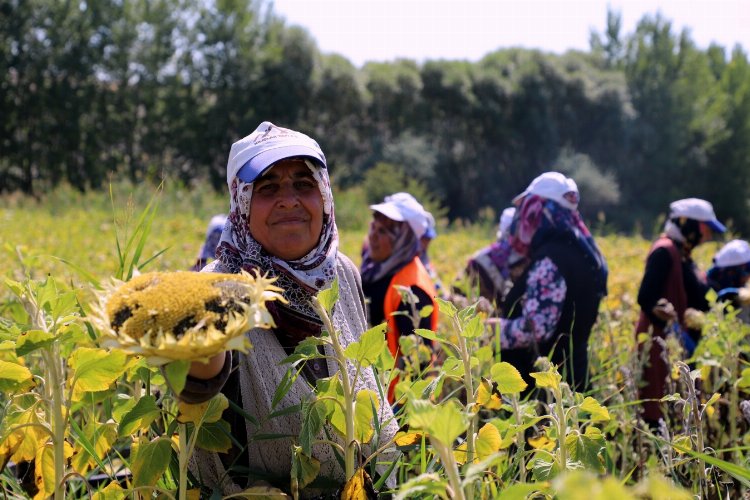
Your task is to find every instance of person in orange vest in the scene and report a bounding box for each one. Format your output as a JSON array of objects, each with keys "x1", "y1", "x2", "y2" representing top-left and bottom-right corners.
[
  {"x1": 636, "y1": 198, "x2": 726, "y2": 426},
  {"x1": 360, "y1": 193, "x2": 439, "y2": 401}
]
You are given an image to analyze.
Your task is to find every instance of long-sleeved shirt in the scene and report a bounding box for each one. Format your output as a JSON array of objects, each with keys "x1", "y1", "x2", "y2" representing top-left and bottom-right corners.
[
  {"x1": 500, "y1": 257, "x2": 567, "y2": 349},
  {"x1": 637, "y1": 246, "x2": 710, "y2": 328}
]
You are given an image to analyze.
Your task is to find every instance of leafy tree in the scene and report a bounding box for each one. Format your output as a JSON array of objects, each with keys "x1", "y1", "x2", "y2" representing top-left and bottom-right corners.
[
  {"x1": 622, "y1": 14, "x2": 729, "y2": 228},
  {"x1": 701, "y1": 47, "x2": 750, "y2": 232}
]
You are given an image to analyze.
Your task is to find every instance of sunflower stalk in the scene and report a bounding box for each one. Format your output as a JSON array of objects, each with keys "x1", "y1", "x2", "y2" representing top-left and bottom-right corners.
[
  {"x1": 178, "y1": 423, "x2": 188, "y2": 500},
  {"x1": 311, "y1": 297, "x2": 356, "y2": 481},
  {"x1": 453, "y1": 315, "x2": 477, "y2": 499},
  {"x1": 21, "y1": 280, "x2": 67, "y2": 500}
]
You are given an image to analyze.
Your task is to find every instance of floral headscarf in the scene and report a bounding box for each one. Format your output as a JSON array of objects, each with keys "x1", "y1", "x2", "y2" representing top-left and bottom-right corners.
[
  {"x1": 215, "y1": 159, "x2": 338, "y2": 323},
  {"x1": 509, "y1": 194, "x2": 608, "y2": 296},
  {"x1": 360, "y1": 218, "x2": 420, "y2": 284}
]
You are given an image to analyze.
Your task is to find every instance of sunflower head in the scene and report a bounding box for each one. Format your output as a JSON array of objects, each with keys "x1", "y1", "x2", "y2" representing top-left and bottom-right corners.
[{"x1": 94, "y1": 270, "x2": 285, "y2": 364}]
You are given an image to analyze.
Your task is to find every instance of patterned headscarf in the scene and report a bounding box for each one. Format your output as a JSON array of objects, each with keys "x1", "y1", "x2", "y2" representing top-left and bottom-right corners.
[
  {"x1": 509, "y1": 194, "x2": 608, "y2": 296},
  {"x1": 360, "y1": 218, "x2": 420, "y2": 284},
  {"x1": 215, "y1": 159, "x2": 338, "y2": 323}
]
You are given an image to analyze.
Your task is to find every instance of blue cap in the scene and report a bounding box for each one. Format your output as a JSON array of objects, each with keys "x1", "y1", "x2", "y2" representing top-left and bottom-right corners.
[{"x1": 227, "y1": 122, "x2": 327, "y2": 186}]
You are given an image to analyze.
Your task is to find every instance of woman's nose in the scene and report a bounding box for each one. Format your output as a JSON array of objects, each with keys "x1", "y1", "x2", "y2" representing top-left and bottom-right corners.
[{"x1": 276, "y1": 183, "x2": 300, "y2": 207}]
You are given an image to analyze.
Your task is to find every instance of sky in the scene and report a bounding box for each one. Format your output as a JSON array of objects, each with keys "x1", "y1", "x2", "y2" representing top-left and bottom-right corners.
[{"x1": 270, "y1": 0, "x2": 750, "y2": 67}]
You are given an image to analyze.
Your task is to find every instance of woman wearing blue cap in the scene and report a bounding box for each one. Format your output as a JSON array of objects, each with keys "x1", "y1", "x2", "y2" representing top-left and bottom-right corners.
[
  {"x1": 180, "y1": 122, "x2": 397, "y2": 495},
  {"x1": 707, "y1": 239, "x2": 750, "y2": 321},
  {"x1": 636, "y1": 198, "x2": 726, "y2": 425}
]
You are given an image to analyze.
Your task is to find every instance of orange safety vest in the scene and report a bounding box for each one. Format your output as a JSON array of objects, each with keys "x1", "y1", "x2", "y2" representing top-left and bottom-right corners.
[{"x1": 383, "y1": 256, "x2": 439, "y2": 357}]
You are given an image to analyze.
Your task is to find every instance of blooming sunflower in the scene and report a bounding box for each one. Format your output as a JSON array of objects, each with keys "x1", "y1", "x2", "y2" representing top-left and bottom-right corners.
[{"x1": 92, "y1": 270, "x2": 285, "y2": 364}]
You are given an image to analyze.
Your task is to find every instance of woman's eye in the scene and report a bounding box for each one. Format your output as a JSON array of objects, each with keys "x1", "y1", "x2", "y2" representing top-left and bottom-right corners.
[
  {"x1": 255, "y1": 183, "x2": 277, "y2": 194},
  {"x1": 295, "y1": 180, "x2": 315, "y2": 190}
]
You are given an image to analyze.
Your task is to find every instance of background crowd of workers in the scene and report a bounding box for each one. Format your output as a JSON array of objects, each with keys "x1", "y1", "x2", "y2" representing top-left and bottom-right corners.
[{"x1": 185, "y1": 121, "x2": 749, "y2": 494}]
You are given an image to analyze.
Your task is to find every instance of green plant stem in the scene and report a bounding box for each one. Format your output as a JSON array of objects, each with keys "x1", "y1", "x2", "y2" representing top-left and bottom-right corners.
[
  {"x1": 510, "y1": 395, "x2": 526, "y2": 482},
  {"x1": 178, "y1": 423, "x2": 188, "y2": 500},
  {"x1": 433, "y1": 440, "x2": 466, "y2": 500},
  {"x1": 691, "y1": 397, "x2": 708, "y2": 495},
  {"x1": 730, "y1": 381, "x2": 739, "y2": 458},
  {"x1": 312, "y1": 300, "x2": 355, "y2": 481},
  {"x1": 314, "y1": 439, "x2": 346, "y2": 455},
  {"x1": 454, "y1": 318, "x2": 476, "y2": 500},
  {"x1": 454, "y1": 319, "x2": 476, "y2": 463},
  {"x1": 44, "y1": 346, "x2": 66, "y2": 500},
  {"x1": 28, "y1": 280, "x2": 65, "y2": 500},
  {"x1": 554, "y1": 387, "x2": 567, "y2": 470},
  {"x1": 729, "y1": 365, "x2": 739, "y2": 463}
]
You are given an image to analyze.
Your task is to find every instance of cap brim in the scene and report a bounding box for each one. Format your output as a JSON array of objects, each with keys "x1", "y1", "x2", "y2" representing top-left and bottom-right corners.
[
  {"x1": 370, "y1": 203, "x2": 406, "y2": 222},
  {"x1": 424, "y1": 227, "x2": 437, "y2": 239},
  {"x1": 237, "y1": 145, "x2": 326, "y2": 183},
  {"x1": 512, "y1": 190, "x2": 529, "y2": 205},
  {"x1": 708, "y1": 219, "x2": 727, "y2": 233}
]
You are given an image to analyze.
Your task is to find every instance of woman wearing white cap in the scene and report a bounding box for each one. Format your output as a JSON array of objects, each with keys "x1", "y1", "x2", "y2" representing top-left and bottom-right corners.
[
  {"x1": 496, "y1": 172, "x2": 608, "y2": 394},
  {"x1": 360, "y1": 192, "x2": 439, "y2": 401},
  {"x1": 181, "y1": 122, "x2": 397, "y2": 495},
  {"x1": 636, "y1": 197, "x2": 726, "y2": 425},
  {"x1": 707, "y1": 239, "x2": 750, "y2": 321}
]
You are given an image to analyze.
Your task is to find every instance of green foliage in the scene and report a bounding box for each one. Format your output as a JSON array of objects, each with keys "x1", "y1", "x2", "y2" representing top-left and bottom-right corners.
[
  {"x1": 130, "y1": 438, "x2": 172, "y2": 489},
  {"x1": 3, "y1": 1, "x2": 750, "y2": 230}
]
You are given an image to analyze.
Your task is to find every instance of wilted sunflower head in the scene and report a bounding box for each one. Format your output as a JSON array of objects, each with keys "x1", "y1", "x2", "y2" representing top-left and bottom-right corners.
[{"x1": 92, "y1": 270, "x2": 285, "y2": 365}]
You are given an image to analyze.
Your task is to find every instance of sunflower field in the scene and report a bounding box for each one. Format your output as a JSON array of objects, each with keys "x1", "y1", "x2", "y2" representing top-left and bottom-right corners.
[{"x1": 1, "y1": 182, "x2": 748, "y2": 500}]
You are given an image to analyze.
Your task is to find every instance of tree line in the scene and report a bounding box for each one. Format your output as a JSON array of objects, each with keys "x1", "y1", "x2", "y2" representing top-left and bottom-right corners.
[{"x1": 2, "y1": 1, "x2": 749, "y2": 233}]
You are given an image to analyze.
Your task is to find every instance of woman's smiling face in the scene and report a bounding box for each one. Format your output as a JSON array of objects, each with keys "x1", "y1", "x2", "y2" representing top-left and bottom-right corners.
[
  {"x1": 248, "y1": 159, "x2": 324, "y2": 260},
  {"x1": 367, "y1": 212, "x2": 399, "y2": 263}
]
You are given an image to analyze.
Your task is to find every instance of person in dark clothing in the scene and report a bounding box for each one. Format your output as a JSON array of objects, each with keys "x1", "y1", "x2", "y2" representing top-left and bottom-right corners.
[
  {"x1": 707, "y1": 239, "x2": 750, "y2": 322},
  {"x1": 636, "y1": 198, "x2": 726, "y2": 425},
  {"x1": 493, "y1": 172, "x2": 608, "y2": 394}
]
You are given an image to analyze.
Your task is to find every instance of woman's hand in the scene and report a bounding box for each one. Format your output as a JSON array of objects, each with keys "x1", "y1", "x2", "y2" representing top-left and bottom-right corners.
[
  {"x1": 684, "y1": 308, "x2": 706, "y2": 330},
  {"x1": 652, "y1": 298, "x2": 677, "y2": 322},
  {"x1": 189, "y1": 352, "x2": 227, "y2": 380}
]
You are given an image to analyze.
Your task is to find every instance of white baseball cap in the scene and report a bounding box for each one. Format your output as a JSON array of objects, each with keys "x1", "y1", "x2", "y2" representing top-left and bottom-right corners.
[
  {"x1": 497, "y1": 207, "x2": 516, "y2": 239},
  {"x1": 513, "y1": 171, "x2": 579, "y2": 210},
  {"x1": 371, "y1": 193, "x2": 429, "y2": 238},
  {"x1": 226, "y1": 122, "x2": 327, "y2": 187},
  {"x1": 713, "y1": 239, "x2": 750, "y2": 267},
  {"x1": 382, "y1": 192, "x2": 436, "y2": 239},
  {"x1": 669, "y1": 198, "x2": 726, "y2": 233}
]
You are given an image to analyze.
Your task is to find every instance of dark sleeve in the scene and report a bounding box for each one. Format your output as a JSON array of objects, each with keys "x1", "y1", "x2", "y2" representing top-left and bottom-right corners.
[
  {"x1": 393, "y1": 285, "x2": 434, "y2": 336},
  {"x1": 683, "y1": 260, "x2": 710, "y2": 311},
  {"x1": 637, "y1": 247, "x2": 672, "y2": 327},
  {"x1": 174, "y1": 351, "x2": 233, "y2": 404}
]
